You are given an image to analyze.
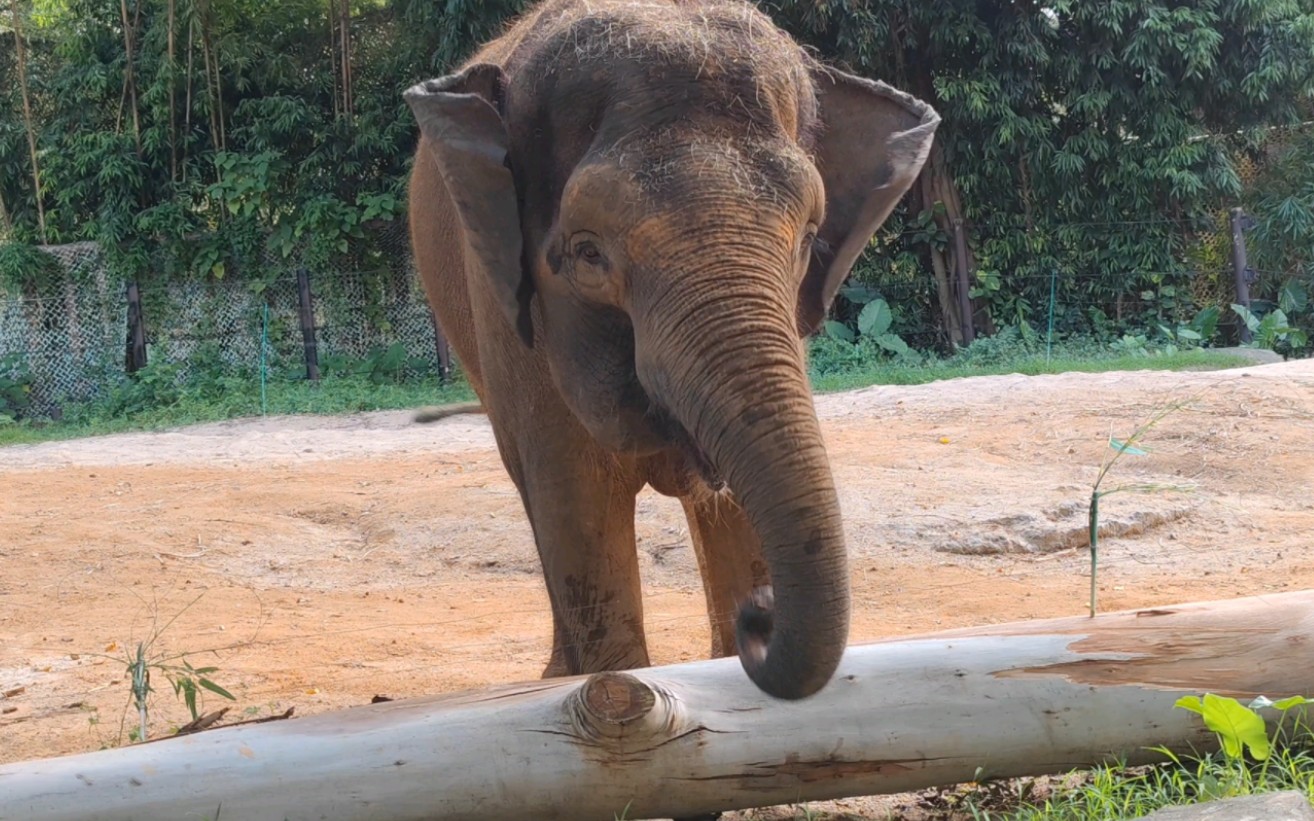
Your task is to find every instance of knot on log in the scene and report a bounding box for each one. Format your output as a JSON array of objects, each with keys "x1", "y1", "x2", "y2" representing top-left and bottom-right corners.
[
  {"x1": 569, "y1": 672, "x2": 689, "y2": 752},
  {"x1": 575, "y1": 669, "x2": 657, "y2": 740}
]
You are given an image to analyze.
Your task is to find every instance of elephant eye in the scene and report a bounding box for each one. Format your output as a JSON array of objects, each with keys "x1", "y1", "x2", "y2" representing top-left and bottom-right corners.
[
  {"x1": 577, "y1": 241, "x2": 603, "y2": 264},
  {"x1": 801, "y1": 227, "x2": 819, "y2": 258}
]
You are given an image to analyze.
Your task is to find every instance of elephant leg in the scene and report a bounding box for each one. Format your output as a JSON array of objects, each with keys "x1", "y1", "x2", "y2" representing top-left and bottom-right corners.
[
  {"x1": 512, "y1": 436, "x2": 650, "y2": 678},
  {"x1": 679, "y1": 493, "x2": 771, "y2": 659}
]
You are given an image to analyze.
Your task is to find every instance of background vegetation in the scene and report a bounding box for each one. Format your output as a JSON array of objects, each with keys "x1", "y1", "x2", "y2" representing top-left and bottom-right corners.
[{"x1": 2, "y1": 0, "x2": 1313, "y2": 430}]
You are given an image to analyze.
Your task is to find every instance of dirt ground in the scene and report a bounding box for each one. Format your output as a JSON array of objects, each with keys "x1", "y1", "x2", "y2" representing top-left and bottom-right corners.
[{"x1": 2, "y1": 357, "x2": 1312, "y2": 819}]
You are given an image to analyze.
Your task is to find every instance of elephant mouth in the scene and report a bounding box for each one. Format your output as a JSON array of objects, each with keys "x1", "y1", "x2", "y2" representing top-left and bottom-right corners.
[
  {"x1": 683, "y1": 438, "x2": 726, "y2": 491},
  {"x1": 647, "y1": 403, "x2": 727, "y2": 492}
]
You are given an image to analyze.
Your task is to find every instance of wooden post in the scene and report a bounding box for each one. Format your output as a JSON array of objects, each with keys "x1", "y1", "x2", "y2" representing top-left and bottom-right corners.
[
  {"x1": 1230, "y1": 207, "x2": 1253, "y2": 344},
  {"x1": 4, "y1": 590, "x2": 1314, "y2": 821},
  {"x1": 296, "y1": 267, "x2": 320, "y2": 381},
  {"x1": 428, "y1": 307, "x2": 451, "y2": 383},
  {"x1": 124, "y1": 281, "x2": 147, "y2": 373},
  {"x1": 953, "y1": 219, "x2": 975, "y2": 346}
]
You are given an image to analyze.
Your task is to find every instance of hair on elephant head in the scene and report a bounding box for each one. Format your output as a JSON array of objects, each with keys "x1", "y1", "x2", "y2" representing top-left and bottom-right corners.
[{"x1": 406, "y1": 0, "x2": 938, "y2": 700}]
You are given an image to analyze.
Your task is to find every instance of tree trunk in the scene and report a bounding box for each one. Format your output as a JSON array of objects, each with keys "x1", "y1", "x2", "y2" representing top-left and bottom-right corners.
[
  {"x1": 4, "y1": 590, "x2": 1312, "y2": 821},
  {"x1": 10, "y1": 0, "x2": 47, "y2": 243}
]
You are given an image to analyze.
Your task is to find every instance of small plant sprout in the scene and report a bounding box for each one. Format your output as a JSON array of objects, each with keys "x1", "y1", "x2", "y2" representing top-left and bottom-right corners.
[
  {"x1": 1086, "y1": 397, "x2": 1200, "y2": 617},
  {"x1": 91, "y1": 592, "x2": 238, "y2": 743}
]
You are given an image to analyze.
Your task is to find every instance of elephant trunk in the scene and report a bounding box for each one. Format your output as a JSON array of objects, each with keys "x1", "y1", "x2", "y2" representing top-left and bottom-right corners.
[{"x1": 634, "y1": 262, "x2": 849, "y2": 700}]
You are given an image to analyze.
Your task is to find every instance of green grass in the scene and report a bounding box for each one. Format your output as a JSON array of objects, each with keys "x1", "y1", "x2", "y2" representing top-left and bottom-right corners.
[
  {"x1": 808, "y1": 348, "x2": 1250, "y2": 393},
  {"x1": 0, "y1": 338, "x2": 1255, "y2": 449},
  {"x1": 0, "y1": 374, "x2": 476, "y2": 448},
  {"x1": 952, "y1": 744, "x2": 1314, "y2": 820}
]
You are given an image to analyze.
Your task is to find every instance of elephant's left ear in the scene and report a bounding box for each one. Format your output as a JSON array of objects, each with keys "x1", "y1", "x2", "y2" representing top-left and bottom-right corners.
[{"x1": 796, "y1": 67, "x2": 940, "y2": 337}]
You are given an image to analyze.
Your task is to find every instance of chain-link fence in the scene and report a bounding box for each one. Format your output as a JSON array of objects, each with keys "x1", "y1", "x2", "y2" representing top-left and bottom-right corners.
[
  {"x1": 0, "y1": 200, "x2": 1300, "y2": 422},
  {"x1": 0, "y1": 242, "x2": 125, "y2": 416},
  {"x1": 0, "y1": 222, "x2": 450, "y2": 418}
]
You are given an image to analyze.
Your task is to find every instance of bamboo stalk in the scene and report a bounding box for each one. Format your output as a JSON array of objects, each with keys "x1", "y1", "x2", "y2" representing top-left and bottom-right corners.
[
  {"x1": 9, "y1": 0, "x2": 47, "y2": 243},
  {"x1": 327, "y1": 0, "x2": 338, "y2": 119},
  {"x1": 183, "y1": 14, "x2": 193, "y2": 180},
  {"x1": 167, "y1": 0, "x2": 177, "y2": 181},
  {"x1": 339, "y1": 0, "x2": 352, "y2": 118},
  {"x1": 119, "y1": 0, "x2": 143, "y2": 157}
]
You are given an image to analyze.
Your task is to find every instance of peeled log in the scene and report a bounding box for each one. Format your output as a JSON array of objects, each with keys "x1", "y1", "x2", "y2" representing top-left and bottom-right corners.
[{"x1": 4, "y1": 591, "x2": 1314, "y2": 821}]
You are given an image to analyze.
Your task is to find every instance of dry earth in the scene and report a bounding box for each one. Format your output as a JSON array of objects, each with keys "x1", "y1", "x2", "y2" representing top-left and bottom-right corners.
[{"x1": 1, "y1": 358, "x2": 1312, "y2": 819}]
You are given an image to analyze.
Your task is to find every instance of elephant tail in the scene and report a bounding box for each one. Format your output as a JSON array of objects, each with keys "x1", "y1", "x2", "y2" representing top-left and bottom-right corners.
[{"x1": 412, "y1": 401, "x2": 485, "y2": 424}]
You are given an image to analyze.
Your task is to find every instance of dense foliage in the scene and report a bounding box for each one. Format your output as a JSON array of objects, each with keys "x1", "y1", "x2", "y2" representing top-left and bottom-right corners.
[{"x1": 2, "y1": 0, "x2": 1313, "y2": 348}]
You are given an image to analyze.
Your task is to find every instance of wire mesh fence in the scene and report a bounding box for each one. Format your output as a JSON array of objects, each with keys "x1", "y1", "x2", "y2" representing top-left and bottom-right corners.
[
  {"x1": 0, "y1": 222, "x2": 453, "y2": 418},
  {"x1": 0, "y1": 208, "x2": 1290, "y2": 421}
]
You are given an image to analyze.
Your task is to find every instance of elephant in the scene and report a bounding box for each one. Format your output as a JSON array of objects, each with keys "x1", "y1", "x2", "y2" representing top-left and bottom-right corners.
[{"x1": 404, "y1": 0, "x2": 938, "y2": 700}]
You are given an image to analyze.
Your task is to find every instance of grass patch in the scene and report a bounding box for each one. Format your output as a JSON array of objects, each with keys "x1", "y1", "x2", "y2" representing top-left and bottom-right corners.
[
  {"x1": 808, "y1": 348, "x2": 1250, "y2": 394},
  {"x1": 0, "y1": 374, "x2": 476, "y2": 448},
  {"x1": 0, "y1": 332, "x2": 1258, "y2": 449},
  {"x1": 943, "y1": 743, "x2": 1314, "y2": 820}
]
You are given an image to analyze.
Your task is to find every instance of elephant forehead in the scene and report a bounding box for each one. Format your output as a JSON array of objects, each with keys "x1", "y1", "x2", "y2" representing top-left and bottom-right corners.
[{"x1": 617, "y1": 135, "x2": 818, "y2": 209}]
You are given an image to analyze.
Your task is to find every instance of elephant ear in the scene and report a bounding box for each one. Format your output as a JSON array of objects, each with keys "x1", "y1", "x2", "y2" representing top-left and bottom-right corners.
[
  {"x1": 404, "y1": 64, "x2": 534, "y2": 348},
  {"x1": 797, "y1": 67, "x2": 940, "y2": 337}
]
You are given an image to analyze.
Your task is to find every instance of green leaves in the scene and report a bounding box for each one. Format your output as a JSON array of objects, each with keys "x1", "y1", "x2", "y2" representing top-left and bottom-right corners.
[
  {"x1": 1176, "y1": 693, "x2": 1271, "y2": 761},
  {"x1": 824, "y1": 320, "x2": 856, "y2": 344},
  {"x1": 857, "y1": 299, "x2": 892, "y2": 337},
  {"x1": 1279, "y1": 279, "x2": 1308, "y2": 314},
  {"x1": 170, "y1": 661, "x2": 238, "y2": 722},
  {"x1": 1232, "y1": 303, "x2": 1309, "y2": 351}
]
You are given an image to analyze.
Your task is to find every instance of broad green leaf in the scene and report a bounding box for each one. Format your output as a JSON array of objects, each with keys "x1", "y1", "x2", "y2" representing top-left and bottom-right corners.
[
  {"x1": 1182, "y1": 693, "x2": 1271, "y2": 761},
  {"x1": 1279, "y1": 279, "x2": 1308, "y2": 313},
  {"x1": 824, "y1": 320, "x2": 856, "y2": 344},
  {"x1": 858, "y1": 299, "x2": 893, "y2": 336},
  {"x1": 1175, "y1": 695, "x2": 1204, "y2": 715},
  {"x1": 839, "y1": 284, "x2": 881, "y2": 305},
  {"x1": 1176, "y1": 328, "x2": 1201, "y2": 340},
  {"x1": 1231, "y1": 304, "x2": 1261, "y2": 333},
  {"x1": 873, "y1": 333, "x2": 910, "y2": 356},
  {"x1": 1273, "y1": 696, "x2": 1312, "y2": 711}
]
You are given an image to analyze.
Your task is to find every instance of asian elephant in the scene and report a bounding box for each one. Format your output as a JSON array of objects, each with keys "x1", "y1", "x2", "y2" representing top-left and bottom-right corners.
[{"x1": 404, "y1": 0, "x2": 938, "y2": 700}]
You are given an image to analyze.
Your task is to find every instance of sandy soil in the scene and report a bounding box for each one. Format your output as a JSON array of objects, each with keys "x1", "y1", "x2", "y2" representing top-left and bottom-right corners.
[{"x1": 1, "y1": 358, "x2": 1311, "y2": 819}]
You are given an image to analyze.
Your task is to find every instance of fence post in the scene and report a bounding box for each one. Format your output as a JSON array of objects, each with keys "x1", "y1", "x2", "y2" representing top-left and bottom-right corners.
[
  {"x1": 296, "y1": 267, "x2": 321, "y2": 381},
  {"x1": 428, "y1": 308, "x2": 451, "y2": 383},
  {"x1": 1229, "y1": 207, "x2": 1253, "y2": 344},
  {"x1": 953, "y1": 219, "x2": 975, "y2": 346},
  {"x1": 125, "y1": 281, "x2": 147, "y2": 373}
]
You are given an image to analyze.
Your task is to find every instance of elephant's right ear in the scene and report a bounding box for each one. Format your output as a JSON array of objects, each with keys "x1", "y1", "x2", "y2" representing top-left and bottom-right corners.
[{"x1": 405, "y1": 64, "x2": 534, "y2": 348}]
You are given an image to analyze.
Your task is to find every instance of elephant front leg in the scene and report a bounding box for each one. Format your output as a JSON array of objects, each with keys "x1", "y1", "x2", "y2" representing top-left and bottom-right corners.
[
  {"x1": 679, "y1": 493, "x2": 771, "y2": 659},
  {"x1": 515, "y1": 444, "x2": 650, "y2": 678}
]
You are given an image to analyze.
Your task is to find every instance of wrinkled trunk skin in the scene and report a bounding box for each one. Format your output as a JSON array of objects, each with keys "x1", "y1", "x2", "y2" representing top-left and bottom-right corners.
[{"x1": 633, "y1": 262, "x2": 850, "y2": 700}]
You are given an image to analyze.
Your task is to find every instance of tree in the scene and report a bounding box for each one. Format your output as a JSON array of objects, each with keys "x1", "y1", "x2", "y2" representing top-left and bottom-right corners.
[{"x1": 771, "y1": 0, "x2": 1314, "y2": 347}]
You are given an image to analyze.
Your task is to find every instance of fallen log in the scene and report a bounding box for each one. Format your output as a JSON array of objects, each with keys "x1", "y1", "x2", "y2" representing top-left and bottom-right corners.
[{"x1": 3, "y1": 590, "x2": 1313, "y2": 821}]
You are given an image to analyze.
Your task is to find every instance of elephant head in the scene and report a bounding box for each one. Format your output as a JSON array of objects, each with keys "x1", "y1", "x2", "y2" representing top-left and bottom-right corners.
[{"x1": 406, "y1": 3, "x2": 938, "y2": 699}]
